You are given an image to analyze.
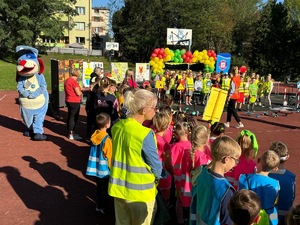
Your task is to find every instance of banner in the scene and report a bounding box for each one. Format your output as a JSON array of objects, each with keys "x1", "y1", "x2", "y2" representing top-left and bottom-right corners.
[
  {"x1": 216, "y1": 53, "x2": 231, "y2": 73},
  {"x1": 82, "y1": 62, "x2": 104, "y2": 87},
  {"x1": 111, "y1": 62, "x2": 128, "y2": 83},
  {"x1": 135, "y1": 63, "x2": 150, "y2": 82}
]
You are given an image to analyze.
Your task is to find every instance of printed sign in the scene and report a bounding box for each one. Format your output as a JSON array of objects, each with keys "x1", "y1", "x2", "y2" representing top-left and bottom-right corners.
[
  {"x1": 82, "y1": 62, "x2": 104, "y2": 87},
  {"x1": 135, "y1": 63, "x2": 150, "y2": 82},
  {"x1": 106, "y1": 42, "x2": 119, "y2": 51},
  {"x1": 111, "y1": 62, "x2": 128, "y2": 83},
  {"x1": 216, "y1": 53, "x2": 231, "y2": 73}
]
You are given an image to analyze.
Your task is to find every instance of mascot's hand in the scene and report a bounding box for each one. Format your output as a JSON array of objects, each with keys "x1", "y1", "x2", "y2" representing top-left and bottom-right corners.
[
  {"x1": 28, "y1": 87, "x2": 44, "y2": 99},
  {"x1": 20, "y1": 90, "x2": 30, "y2": 98}
]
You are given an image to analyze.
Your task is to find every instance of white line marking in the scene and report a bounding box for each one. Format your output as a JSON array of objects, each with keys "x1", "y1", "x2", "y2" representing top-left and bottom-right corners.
[{"x1": 0, "y1": 95, "x2": 6, "y2": 101}]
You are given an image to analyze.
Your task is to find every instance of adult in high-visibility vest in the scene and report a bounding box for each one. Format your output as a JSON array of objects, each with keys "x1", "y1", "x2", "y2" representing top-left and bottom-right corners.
[
  {"x1": 108, "y1": 89, "x2": 162, "y2": 225},
  {"x1": 262, "y1": 74, "x2": 274, "y2": 108},
  {"x1": 224, "y1": 67, "x2": 244, "y2": 128}
]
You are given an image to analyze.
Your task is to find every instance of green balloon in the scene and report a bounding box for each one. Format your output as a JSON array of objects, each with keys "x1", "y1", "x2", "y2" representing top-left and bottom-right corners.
[
  {"x1": 180, "y1": 49, "x2": 186, "y2": 55},
  {"x1": 179, "y1": 58, "x2": 183, "y2": 63},
  {"x1": 209, "y1": 67, "x2": 214, "y2": 72},
  {"x1": 174, "y1": 58, "x2": 179, "y2": 63},
  {"x1": 175, "y1": 49, "x2": 180, "y2": 54}
]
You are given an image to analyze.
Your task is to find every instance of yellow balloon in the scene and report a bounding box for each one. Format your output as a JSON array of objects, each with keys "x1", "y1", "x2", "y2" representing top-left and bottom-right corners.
[
  {"x1": 154, "y1": 57, "x2": 159, "y2": 62},
  {"x1": 192, "y1": 58, "x2": 197, "y2": 63},
  {"x1": 153, "y1": 64, "x2": 158, "y2": 69},
  {"x1": 166, "y1": 55, "x2": 171, "y2": 61},
  {"x1": 205, "y1": 60, "x2": 210, "y2": 65},
  {"x1": 209, "y1": 57, "x2": 214, "y2": 61},
  {"x1": 202, "y1": 50, "x2": 207, "y2": 55}
]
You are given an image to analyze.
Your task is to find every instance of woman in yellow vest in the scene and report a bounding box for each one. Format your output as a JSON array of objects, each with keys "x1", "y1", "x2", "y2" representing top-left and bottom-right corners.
[{"x1": 108, "y1": 89, "x2": 162, "y2": 225}]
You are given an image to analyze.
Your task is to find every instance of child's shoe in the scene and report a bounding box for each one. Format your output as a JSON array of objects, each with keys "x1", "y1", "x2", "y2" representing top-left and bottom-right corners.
[{"x1": 235, "y1": 123, "x2": 244, "y2": 128}]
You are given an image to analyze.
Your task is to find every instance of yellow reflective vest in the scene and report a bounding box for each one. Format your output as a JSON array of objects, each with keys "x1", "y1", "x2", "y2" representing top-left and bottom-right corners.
[
  {"x1": 108, "y1": 118, "x2": 158, "y2": 202},
  {"x1": 221, "y1": 78, "x2": 230, "y2": 91},
  {"x1": 186, "y1": 77, "x2": 194, "y2": 90}
]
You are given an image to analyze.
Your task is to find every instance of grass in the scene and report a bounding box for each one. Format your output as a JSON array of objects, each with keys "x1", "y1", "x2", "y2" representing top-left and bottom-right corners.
[{"x1": 0, "y1": 53, "x2": 122, "y2": 91}]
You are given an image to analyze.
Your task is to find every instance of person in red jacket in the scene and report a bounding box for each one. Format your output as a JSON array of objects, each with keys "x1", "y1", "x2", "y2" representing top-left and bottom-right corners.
[{"x1": 224, "y1": 67, "x2": 244, "y2": 128}]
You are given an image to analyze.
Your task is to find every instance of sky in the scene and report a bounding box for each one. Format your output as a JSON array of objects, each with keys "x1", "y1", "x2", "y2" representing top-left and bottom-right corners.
[{"x1": 92, "y1": 0, "x2": 111, "y2": 8}]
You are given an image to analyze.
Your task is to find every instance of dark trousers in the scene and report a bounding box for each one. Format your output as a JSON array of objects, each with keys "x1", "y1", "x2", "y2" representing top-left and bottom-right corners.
[
  {"x1": 96, "y1": 177, "x2": 109, "y2": 208},
  {"x1": 66, "y1": 102, "x2": 81, "y2": 133},
  {"x1": 86, "y1": 110, "x2": 96, "y2": 139},
  {"x1": 226, "y1": 99, "x2": 241, "y2": 123}
]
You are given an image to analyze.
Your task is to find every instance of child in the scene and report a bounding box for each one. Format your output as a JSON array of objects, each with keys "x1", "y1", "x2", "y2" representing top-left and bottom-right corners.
[
  {"x1": 248, "y1": 77, "x2": 258, "y2": 112},
  {"x1": 158, "y1": 105, "x2": 173, "y2": 144},
  {"x1": 209, "y1": 122, "x2": 226, "y2": 144},
  {"x1": 238, "y1": 150, "x2": 280, "y2": 225},
  {"x1": 262, "y1": 74, "x2": 273, "y2": 108},
  {"x1": 185, "y1": 71, "x2": 194, "y2": 105},
  {"x1": 162, "y1": 94, "x2": 174, "y2": 108},
  {"x1": 152, "y1": 112, "x2": 173, "y2": 202},
  {"x1": 225, "y1": 130, "x2": 258, "y2": 189},
  {"x1": 108, "y1": 78, "x2": 117, "y2": 95},
  {"x1": 194, "y1": 75, "x2": 203, "y2": 105},
  {"x1": 268, "y1": 141, "x2": 296, "y2": 224},
  {"x1": 227, "y1": 189, "x2": 262, "y2": 225},
  {"x1": 190, "y1": 135, "x2": 241, "y2": 225},
  {"x1": 180, "y1": 124, "x2": 211, "y2": 224},
  {"x1": 171, "y1": 122, "x2": 192, "y2": 225},
  {"x1": 287, "y1": 205, "x2": 300, "y2": 225},
  {"x1": 86, "y1": 113, "x2": 112, "y2": 213}
]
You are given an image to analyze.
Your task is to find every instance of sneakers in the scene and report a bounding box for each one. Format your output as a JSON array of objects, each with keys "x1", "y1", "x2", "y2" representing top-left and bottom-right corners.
[
  {"x1": 68, "y1": 133, "x2": 82, "y2": 140},
  {"x1": 96, "y1": 207, "x2": 106, "y2": 214},
  {"x1": 235, "y1": 123, "x2": 244, "y2": 128},
  {"x1": 224, "y1": 122, "x2": 230, "y2": 128}
]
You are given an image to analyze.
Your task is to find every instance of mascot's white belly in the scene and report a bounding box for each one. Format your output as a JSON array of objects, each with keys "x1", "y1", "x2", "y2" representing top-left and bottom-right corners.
[{"x1": 19, "y1": 75, "x2": 45, "y2": 109}]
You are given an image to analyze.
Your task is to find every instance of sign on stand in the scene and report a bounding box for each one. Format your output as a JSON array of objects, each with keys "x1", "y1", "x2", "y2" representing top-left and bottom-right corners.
[{"x1": 106, "y1": 42, "x2": 119, "y2": 51}]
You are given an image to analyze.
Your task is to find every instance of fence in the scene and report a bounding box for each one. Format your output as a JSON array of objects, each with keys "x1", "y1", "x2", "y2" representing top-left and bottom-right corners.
[{"x1": 47, "y1": 47, "x2": 103, "y2": 56}]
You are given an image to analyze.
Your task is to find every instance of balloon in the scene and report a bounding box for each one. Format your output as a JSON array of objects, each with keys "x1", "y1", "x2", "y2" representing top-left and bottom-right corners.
[
  {"x1": 151, "y1": 53, "x2": 157, "y2": 58},
  {"x1": 154, "y1": 48, "x2": 159, "y2": 54},
  {"x1": 240, "y1": 66, "x2": 247, "y2": 73},
  {"x1": 180, "y1": 49, "x2": 186, "y2": 55},
  {"x1": 179, "y1": 58, "x2": 183, "y2": 63}
]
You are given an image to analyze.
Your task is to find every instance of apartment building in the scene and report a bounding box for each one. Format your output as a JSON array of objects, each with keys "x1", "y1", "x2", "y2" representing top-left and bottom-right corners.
[
  {"x1": 91, "y1": 7, "x2": 110, "y2": 50},
  {"x1": 41, "y1": 0, "x2": 109, "y2": 50}
]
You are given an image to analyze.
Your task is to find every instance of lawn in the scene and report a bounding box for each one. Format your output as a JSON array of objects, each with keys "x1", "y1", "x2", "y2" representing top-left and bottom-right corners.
[{"x1": 0, "y1": 53, "x2": 116, "y2": 91}]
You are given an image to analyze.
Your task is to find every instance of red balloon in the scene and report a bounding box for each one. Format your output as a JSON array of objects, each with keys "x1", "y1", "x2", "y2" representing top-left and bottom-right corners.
[
  {"x1": 159, "y1": 49, "x2": 164, "y2": 55},
  {"x1": 163, "y1": 53, "x2": 167, "y2": 58},
  {"x1": 154, "y1": 48, "x2": 159, "y2": 54},
  {"x1": 158, "y1": 54, "x2": 162, "y2": 59},
  {"x1": 182, "y1": 54, "x2": 186, "y2": 59},
  {"x1": 151, "y1": 53, "x2": 157, "y2": 58},
  {"x1": 240, "y1": 66, "x2": 247, "y2": 73}
]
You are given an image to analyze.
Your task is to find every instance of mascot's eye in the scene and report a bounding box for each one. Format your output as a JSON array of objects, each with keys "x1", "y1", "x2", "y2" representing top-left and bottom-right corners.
[{"x1": 31, "y1": 84, "x2": 36, "y2": 89}]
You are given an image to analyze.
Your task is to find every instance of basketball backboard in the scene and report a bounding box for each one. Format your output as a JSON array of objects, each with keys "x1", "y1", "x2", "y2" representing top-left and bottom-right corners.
[{"x1": 167, "y1": 28, "x2": 192, "y2": 46}]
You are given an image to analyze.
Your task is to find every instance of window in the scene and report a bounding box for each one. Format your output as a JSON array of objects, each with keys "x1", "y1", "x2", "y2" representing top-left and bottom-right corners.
[
  {"x1": 76, "y1": 7, "x2": 85, "y2": 15},
  {"x1": 75, "y1": 22, "x2": 85, "y2": 30},
  {"x1": 94, "y1": 17, "x2": 100, "y2": 22},
  {"x1": 94, "y1": 27, "x2": 99, "y2": 33},
  {"x1": 94, "y1": 9, "x2": 100, "y2": 14},
  {"x1": 76, "y1": 37, "x2": 85, "y2": 44},
  {"x1": 100, "y1": 16, "x2": 104, "y2": 22},
  {"x1": 64, "y1": 36, "x2": 69, "y2": 44}
]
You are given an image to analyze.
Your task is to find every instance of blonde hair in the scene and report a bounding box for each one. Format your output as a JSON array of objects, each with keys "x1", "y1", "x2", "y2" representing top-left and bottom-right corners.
[
  {"x1": 153, "y1": 112, "x2": 170, "y2": 132},
  {"x1": 173, "y1": 122, "x2": 191, "y2": 141},
  {"x1": 237, "y1": 135, "x2": 253, "y2": 157},
  {"x1": 211, "y1": 136, "x2": 241, "y2": 161},
  {"x1": 260, "y1": 150, "x2": 280, "y2": 172},
  {"x1": 71, "y1": 68, "x2": 81, "y2": 77},
  {"x1": 124, "y1": 89, "x2": 157, "y2": 116},
  {"x1": 190, "y1": 125, "x2": 210, "y2": 169}
]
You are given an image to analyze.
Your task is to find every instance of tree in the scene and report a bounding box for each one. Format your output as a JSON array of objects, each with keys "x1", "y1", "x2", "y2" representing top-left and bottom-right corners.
[{"x1": 0, "y1": 0, "x2": 77, "y2": 56}]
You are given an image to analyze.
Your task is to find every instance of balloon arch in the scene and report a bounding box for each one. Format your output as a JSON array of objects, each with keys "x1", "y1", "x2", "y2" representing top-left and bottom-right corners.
[{"x1": 149, "y1": 47, "x2": 217, "y2": 74}]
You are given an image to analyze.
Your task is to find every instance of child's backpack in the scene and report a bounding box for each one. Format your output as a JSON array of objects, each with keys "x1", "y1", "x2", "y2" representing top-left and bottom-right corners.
[{"x1": 255, "y1": 209, "x2": 269, "y2": 225}]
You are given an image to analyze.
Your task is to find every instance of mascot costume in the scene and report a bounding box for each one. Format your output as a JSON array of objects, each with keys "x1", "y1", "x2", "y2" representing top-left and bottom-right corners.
[{"x1": 16, "y1": 45, "x2": 48, "y2": 141}]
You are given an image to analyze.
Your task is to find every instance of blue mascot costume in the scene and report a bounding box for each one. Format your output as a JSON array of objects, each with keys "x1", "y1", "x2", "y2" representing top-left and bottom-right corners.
[{"x1": 16, "y1": 46, "x2": 49, "y2": 141}]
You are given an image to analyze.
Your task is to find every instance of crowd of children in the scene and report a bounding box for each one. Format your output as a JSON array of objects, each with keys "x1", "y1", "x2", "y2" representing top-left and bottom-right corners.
[
  {"x1": 78, "y1": 67, "x2": 296, "y2": 225},
  {"x1": 152, "y1": 68, "x2": 274, "y2": 112}
]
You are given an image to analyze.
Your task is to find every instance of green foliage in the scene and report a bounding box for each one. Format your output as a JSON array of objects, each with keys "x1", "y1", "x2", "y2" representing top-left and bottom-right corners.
[{"x1": 0, "y1": 0, "x2": 77, "y2": 55}]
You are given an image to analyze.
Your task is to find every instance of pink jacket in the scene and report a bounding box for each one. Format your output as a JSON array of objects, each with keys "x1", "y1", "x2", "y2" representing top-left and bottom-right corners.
[
  {"x1": 180, "y1": 149, "x2": 212, "y2": 207},
  {"x1": 225, "y1": 155, "x2": 257, "y2": 189},
  {"x1": 156, "y1": 134, "x2": 172, "y2": 191},
  {"x1": 171, "y1": 140, "x2": 192, "y2": 190}
]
